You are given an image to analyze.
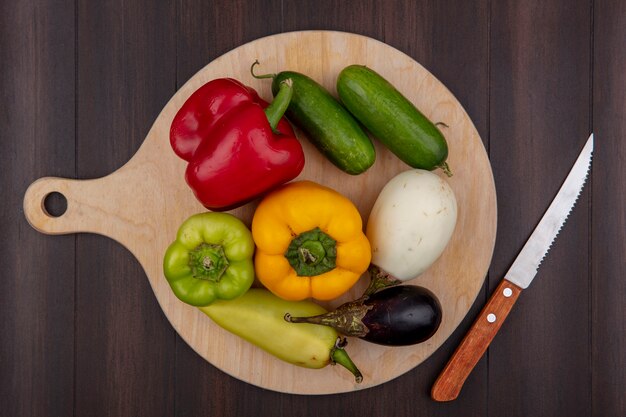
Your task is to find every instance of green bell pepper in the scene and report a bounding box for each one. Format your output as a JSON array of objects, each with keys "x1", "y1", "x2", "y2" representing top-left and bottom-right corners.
[{"x1": 163, "y1": 212, "x2": 255, "y2": 306}]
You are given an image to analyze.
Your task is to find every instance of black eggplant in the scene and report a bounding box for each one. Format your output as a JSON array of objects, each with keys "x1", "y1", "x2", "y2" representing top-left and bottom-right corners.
[{"x1": 285, "y1": 285, "x2": 442, "y2": 346}]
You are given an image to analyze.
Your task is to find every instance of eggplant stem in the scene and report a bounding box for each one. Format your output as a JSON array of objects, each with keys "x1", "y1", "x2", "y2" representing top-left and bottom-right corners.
[
  {"x1": 285, "y1": 300, "x2": 371, "y2": 337},
  {"x1": 363, "y1": 264, "x2": 402, "y2": 296}
]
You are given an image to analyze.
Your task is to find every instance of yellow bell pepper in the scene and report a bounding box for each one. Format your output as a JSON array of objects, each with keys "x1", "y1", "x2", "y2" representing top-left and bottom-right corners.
[{"x1": 251, "y1": 181, "x2": 371, "y2": 301}]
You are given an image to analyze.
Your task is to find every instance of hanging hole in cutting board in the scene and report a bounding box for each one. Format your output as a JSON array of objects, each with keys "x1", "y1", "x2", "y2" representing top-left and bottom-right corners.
[{"x1": 42, "y1": 192, "x2": 67, "y2": 218}]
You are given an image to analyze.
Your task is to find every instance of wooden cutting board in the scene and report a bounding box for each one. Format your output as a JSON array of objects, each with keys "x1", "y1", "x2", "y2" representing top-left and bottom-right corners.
[{"x1": 23, "y1": 31, "x2": 496, "y2": 395}]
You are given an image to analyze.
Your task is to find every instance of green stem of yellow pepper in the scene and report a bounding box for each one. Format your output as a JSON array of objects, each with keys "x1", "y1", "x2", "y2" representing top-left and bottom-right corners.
[{"x1": 284, "y1": 227, "x2": 337, "y2": 276}]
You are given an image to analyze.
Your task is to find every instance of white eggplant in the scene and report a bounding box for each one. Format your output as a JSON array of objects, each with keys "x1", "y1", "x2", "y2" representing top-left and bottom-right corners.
[{"x1": 366, "y1": 169, "x2": 457, "y2": 288}]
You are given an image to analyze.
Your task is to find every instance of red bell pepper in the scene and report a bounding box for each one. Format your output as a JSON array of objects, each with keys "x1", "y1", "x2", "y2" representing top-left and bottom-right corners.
[{"x1": 170, "y1": 77, "x2": 304, "y2": 211}]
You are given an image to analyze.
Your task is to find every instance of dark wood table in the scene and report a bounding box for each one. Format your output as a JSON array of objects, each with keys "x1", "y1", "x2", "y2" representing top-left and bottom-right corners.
[{"x1": 2, "y1": 1, "x2": 624, "y2": 416}]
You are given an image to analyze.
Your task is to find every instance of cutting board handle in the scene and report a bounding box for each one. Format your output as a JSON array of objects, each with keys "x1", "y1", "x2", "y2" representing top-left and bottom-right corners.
[
  {"x1": 23, "y1": 162, "x2": 192, "y2": 259},
  {"x1": 23, "y1": 176, "x2": 113, "y2": 236}
]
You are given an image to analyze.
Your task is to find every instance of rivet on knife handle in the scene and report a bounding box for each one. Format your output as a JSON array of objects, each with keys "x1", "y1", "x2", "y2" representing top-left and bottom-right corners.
[{"x1": 431, "y1": 279, "x2": 522, "y2": 402}]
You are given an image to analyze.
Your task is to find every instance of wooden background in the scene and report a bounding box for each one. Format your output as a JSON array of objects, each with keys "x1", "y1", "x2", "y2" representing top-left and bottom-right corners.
[{"x1": 1, "y1": 0, "x2": 624, "y2": 416}]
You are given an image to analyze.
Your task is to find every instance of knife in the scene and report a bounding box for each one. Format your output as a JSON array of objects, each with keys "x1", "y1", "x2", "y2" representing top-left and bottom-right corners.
[{"x1": 431, "y1": 133, "x2": 594, "y2": 402}]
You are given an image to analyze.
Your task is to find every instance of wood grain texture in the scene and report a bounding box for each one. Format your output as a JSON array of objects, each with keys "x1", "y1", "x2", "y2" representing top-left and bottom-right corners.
[
  {"x1": 23, "y1": 31, "x2": 497, "y2": 395},
  {"x1": 592, "y1": 0, "x2": 626, "y2": 415},
  {"x1": 0, "y1": 1, "x2": 75, "y2": 416},
  {"x1": 489, "y1": 0, "x2": 592, "y2": 415},
  {"x1": 73, "y1": 1, "x2": 177, "y2": 416},
  {"x1": 431, "y1": 279, "x2": 522, "y2": 401},
  {"x1": 5, "y1": 0, "x2": 625, "y2": 415}
]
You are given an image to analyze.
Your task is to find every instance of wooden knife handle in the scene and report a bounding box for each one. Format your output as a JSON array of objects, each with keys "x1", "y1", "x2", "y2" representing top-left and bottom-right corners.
[{"x1": 431, "y1": 279, "x2": 522, "y2": 402}]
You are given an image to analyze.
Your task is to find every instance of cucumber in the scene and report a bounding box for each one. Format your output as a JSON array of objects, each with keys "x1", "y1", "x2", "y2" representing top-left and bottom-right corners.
[
  {"x1": 252, "y1": 62, "x2": 375, "y2": 175},
  {"x1": 337, "y1": 65, "x2": 450, "y2": 175}
]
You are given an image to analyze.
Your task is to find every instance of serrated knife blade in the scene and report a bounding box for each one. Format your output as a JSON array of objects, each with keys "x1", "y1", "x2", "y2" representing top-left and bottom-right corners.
[
  {"x1": 431, "y1": 133, "x2": 594, "y2": 402},
  {"x1": 506, "y1": 133, "x2": 594, "y2": 288}
]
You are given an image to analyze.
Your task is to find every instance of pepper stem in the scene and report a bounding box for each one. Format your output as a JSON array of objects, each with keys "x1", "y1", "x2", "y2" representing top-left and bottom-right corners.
[
  {"x1": 298, "y1": 240, "x2": 325, "y2": 265},
  {"x1": 284, "y1": 227, "x2": 337, "y2": 276},
  {"x1": 330, "y1": 338, "x2": 363, "y2": 383},
  {"x1": 188, "y1": 243, "x2": 229, "y2": 282},
  {"x1": 363, "y1": 264, "x2": 402, "y2": 296},
  {"x1": 264, "y1": 78, "x2": 293, "y2": 131}
]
